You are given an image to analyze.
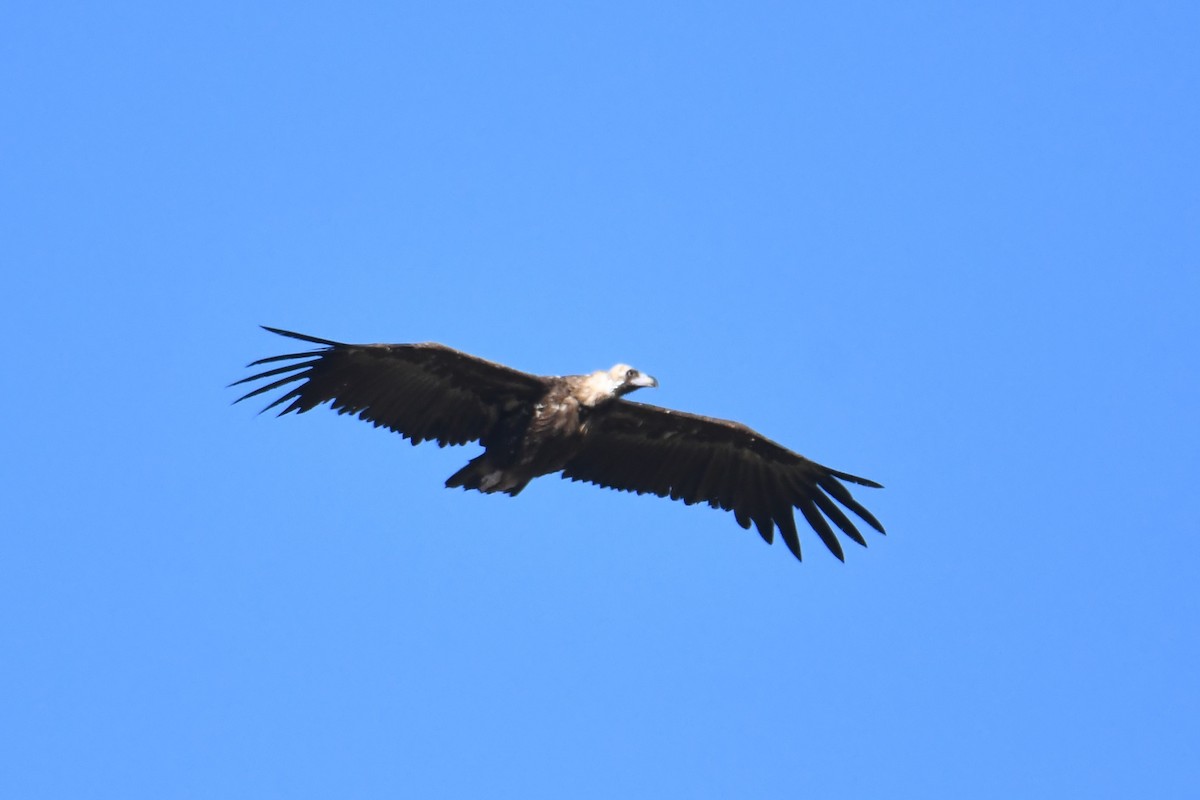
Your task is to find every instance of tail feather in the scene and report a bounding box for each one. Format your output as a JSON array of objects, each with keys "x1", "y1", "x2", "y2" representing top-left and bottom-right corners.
[{"x1": 446, "y1": 455, "x2": 530, "y2": 496}]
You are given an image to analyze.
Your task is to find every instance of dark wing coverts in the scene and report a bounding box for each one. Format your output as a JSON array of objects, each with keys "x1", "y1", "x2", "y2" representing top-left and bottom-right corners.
[
  {"x1": 562, "y1": 402, "x2": 885, "y2": 561},
  {"x1": 232, "y1": 327, "x2": 549, "y2": 447}
]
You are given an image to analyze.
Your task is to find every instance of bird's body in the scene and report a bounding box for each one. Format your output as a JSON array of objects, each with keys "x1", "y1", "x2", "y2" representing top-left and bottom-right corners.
[
  {"x1": 446, "y1": 365, "x2": 658, "y2": 495},
  {"x1": 233, "y1": 327, "x2": 886, "y2": 562}
]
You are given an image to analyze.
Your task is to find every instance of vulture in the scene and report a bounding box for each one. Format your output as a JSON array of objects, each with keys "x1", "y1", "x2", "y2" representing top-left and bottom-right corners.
[{"x1": 233, "y1": 327, "x2": 885, "y2": 562}]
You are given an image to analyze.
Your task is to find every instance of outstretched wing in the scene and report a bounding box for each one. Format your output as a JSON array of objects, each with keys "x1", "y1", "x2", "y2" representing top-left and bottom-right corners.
[
  {"x1": 231, "y1": 327, "x2": 549, "y2": 446},
  {"x1": 562, "y1": 401, "x2": 885, "y2": 561}
]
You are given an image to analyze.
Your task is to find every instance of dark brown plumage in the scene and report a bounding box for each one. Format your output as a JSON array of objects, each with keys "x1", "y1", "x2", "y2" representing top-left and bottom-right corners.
[{"x1": 233, "y1": 326, "x2": 886, "y2": 562}]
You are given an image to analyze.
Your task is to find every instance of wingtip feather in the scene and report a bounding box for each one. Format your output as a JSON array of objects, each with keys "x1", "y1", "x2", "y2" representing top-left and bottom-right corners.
[
  {"x1": 260, "y1": 326, "x2": 344, "y2": 347},
  {"x1": 825, "y1": 467, "x2": 884, "y2": 489}
]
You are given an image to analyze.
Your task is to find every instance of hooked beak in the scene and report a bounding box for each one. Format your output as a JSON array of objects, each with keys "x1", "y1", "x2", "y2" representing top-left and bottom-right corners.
[{"x1": 629, "y1": 373, "x2": 659, "y2": 389}]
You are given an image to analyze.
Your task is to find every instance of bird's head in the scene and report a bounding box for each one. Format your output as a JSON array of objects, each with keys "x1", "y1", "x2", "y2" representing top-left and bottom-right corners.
[
  {"x1": 577, "y1": 364, "x2": 658, "y2": 406},
  {"x1": 607, "y1": 364, "x2": 658, "y2": 397}
]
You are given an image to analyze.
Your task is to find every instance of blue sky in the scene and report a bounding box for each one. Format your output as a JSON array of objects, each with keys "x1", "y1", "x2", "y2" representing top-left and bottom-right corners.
[{"x1": 3, "y1": 2, "x2": 1198, "y2": 797}]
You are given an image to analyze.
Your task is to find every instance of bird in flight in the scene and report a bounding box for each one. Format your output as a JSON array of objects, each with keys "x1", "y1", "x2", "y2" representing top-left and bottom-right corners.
[{"x1": 233, "y1": 327, "x2": 885, "y2": 562}]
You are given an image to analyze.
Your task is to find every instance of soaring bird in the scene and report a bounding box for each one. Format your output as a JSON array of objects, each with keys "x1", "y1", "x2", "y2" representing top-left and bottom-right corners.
[{"x1": 233, "y1": 327, "x2": 885, "y2": 562}]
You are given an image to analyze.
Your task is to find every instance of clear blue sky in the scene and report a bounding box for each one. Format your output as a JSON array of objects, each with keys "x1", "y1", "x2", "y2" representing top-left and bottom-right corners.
[{"x1": 3, "y1": 2, "x2": 1198, "y2": 798}]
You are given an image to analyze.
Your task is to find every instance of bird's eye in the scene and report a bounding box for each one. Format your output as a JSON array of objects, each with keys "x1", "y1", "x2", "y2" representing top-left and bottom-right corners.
[{"x1": 626, "y1": 369, "x2": 638, "y2": 380}]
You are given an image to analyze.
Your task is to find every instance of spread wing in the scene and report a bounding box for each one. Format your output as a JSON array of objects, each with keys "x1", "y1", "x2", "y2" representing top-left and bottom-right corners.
[
  {"x1": 562, "y1": 401, "x2": 885, "y2": 561},
  {"x1": 231, "y1": 327, "x2": 549, "y2": 446}
]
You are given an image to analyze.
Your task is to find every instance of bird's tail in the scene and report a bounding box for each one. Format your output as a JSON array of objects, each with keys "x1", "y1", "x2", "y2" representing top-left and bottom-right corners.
[{"x1": 446, "y1": 455, "x2": 531, "y2": 496}]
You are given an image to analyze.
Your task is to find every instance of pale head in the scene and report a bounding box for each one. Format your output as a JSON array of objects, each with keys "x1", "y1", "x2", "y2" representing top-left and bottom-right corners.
[{"x1": 577, "y1": 363, "x2": 659, "y2": 406}]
